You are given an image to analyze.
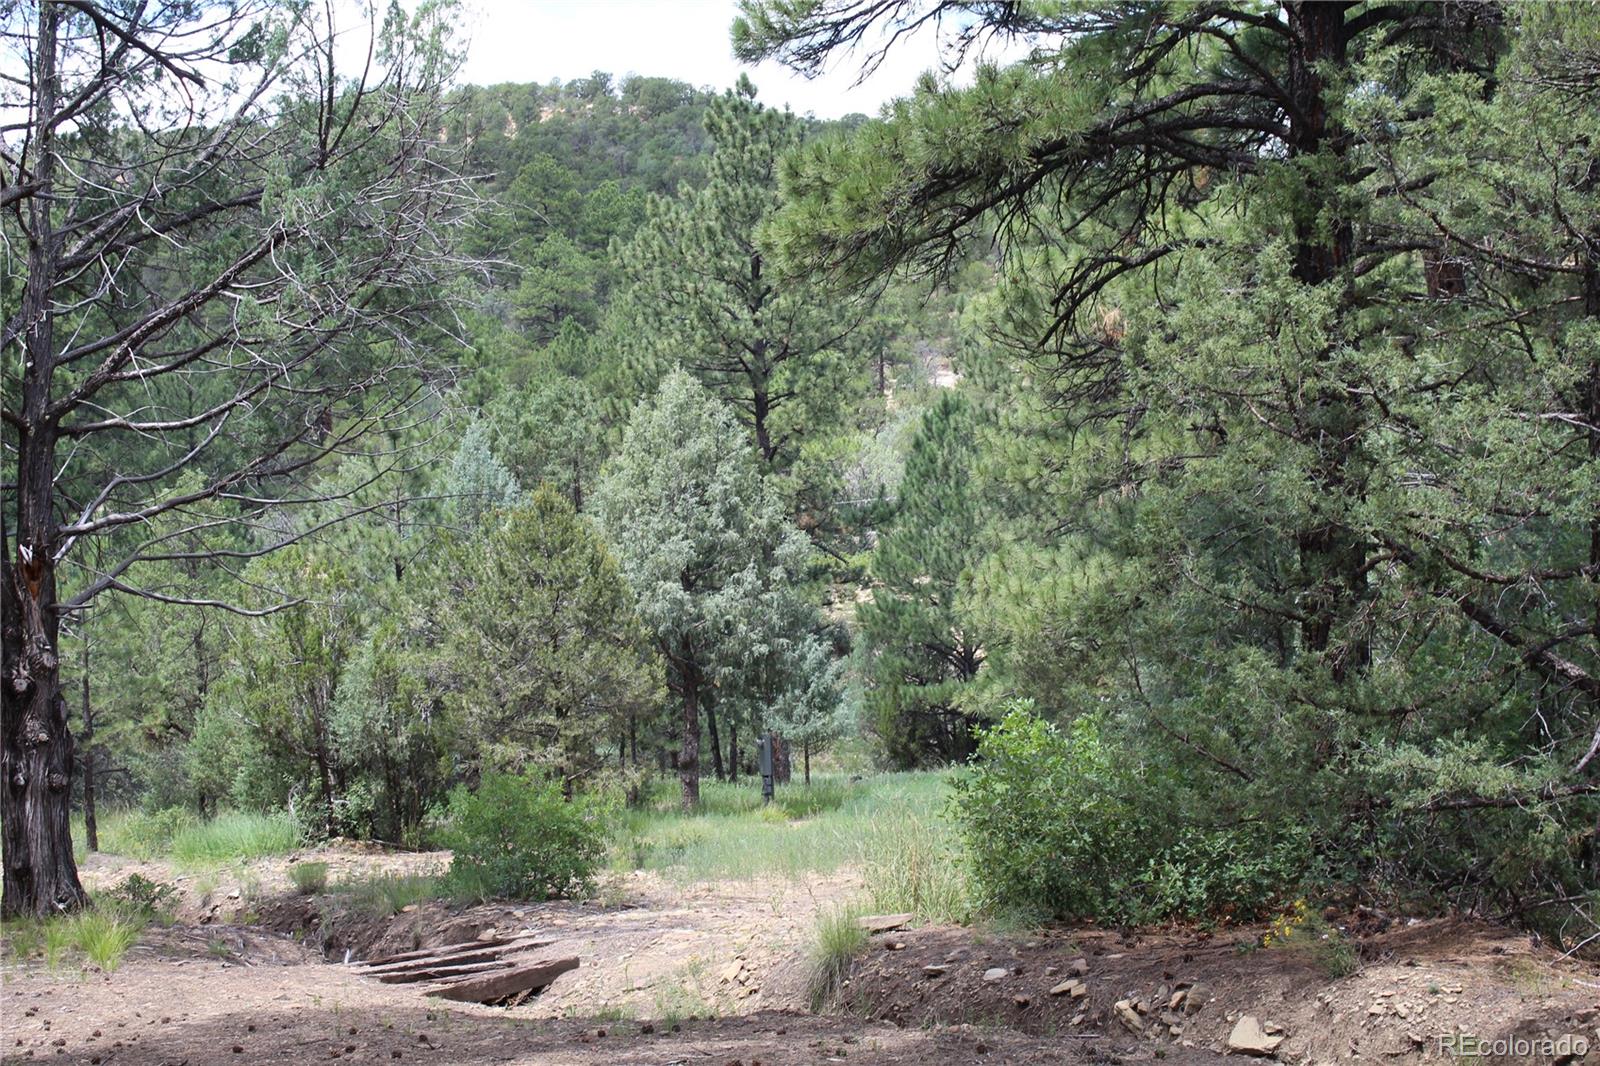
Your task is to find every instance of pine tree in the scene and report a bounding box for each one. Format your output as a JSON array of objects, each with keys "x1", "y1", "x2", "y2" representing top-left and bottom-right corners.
[
  {"x1": 614, "y1": 77, "x2": 861, "y2": 469},
  {"x1": 858, "y1": 392, "x2": 990, "y2": 766}
]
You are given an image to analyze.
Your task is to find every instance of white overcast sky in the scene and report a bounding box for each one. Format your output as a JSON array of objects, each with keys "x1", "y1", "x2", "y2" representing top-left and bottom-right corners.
[{"x1": 456, "y1": 0, "x2": 1009, "y2": 119}]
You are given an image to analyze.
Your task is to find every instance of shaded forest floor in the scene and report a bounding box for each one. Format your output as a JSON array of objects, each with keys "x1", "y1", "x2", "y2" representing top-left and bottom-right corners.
[{"x1": 5, "y1": 842, "x2": 1600, "y2": 1064}]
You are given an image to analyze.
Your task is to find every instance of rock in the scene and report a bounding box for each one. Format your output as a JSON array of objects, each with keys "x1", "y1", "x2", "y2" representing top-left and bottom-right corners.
[
  {"x1": 1264, "y1": 1021, "x2": 1284, "y2": 1035},
  {"x1": 1013, "y1": 995, "x2": 1031, "y2": 1008},
  {"x1": 1170, "y1": 989, "x2": 1187, "y2": 1010},
  {"x1": 886, "y1": 941, "x2": 906, "y2": 951},
  {"x1": 1068, "y1": 957, "x2": 1089, "y2": 977},
  {"x1": 982, "y1": 967, "x2": 1009, "y2": 983},
  {"x1": 719, "y1": 961, "x2": 744, "y2": 984},
  {"x1": 1227, "y1": 1016, "x2": 1285, "y2": 1058},
  {"x1": 1183, "y1": 983, "x2": 1211, "y2": 1015},
  {"x1": 1115, "y1": 1000, "x2": 1145, "y2": 1034},
  {"x1": 922, "y1": 965, "x2": 948, "y2": 977},
  {"x1": 856, "y1": 913, "x2": 914, "y2": 934},
  {"x1": 1045, "y1": 965, "x2": 1059, "y2": 977},
  {"x1": 1048, "y1": 979, "x2": 1084, "y2": 997}
]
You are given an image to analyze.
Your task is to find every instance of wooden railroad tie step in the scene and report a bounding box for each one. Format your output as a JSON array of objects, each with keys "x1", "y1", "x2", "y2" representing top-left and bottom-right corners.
[{"x1": 423, "y1": 955, "x2": 580, "y2": 1003}]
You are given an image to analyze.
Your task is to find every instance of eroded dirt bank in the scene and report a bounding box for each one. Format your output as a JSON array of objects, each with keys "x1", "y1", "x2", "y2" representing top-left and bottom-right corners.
[{"x1": 6, "y1": 848, "x2": 1599, "y2": 1065}]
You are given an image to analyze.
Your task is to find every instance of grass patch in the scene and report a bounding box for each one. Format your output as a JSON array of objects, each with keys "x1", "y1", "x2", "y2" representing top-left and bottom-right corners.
[
  {"x1": 612, "y1": 772, "x2": 961, "y2": 889},
  {"x1": 72, "y1": 808, "x2": 302, "y2": 867},
  {"x1": 334, "y1": 874, "x2": 444, "y2": 918},
  {"x1": 289, "y1": 861, "x2": 330, "y2": 895},
  {"x1": 170, "y1": 811, "x2": 301, "y2": 865},
  {"x1": 806, "y1": 903, "x2": 868, "y2": 1011},
  {"x1": 2, "y1": 899, "x2": 149, "y2": 973}
]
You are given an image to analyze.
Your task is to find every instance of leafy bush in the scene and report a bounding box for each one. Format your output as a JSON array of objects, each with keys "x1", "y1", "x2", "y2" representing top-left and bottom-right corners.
[
  {"x1": 953, "y1": 704, "x2": 1306, "y2": 924},
  {"x1": 106, "y1": 874, "x2": 180, "y2": 920},
  {"x1": 442, "y1": 773, "x2": 609, "y2": 902},
  {"x1": 288, "y1": 862, "x2": 330, "y2": 895}
]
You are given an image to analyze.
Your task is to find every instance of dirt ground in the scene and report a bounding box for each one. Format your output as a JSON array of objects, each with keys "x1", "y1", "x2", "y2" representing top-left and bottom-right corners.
[{"x1": 6, "y1": 847, "x2": 1600, "y2": 1065}]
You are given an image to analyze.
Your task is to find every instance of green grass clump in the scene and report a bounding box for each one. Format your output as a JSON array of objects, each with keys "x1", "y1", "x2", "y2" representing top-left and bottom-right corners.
[
  {"x1": 863, "y1": 818, "x2": 973, "y2": 925},
  {"x1": 71, "y1": 907, "x2": 143, "y2": 971},
  {"x1": 335, "y1": 873, "x2": 443, "y2": 918},
  {"x1": 2, "y1": 900, "x2": 148, "y2": 972},
  {"x1": 288, "y1": 861, "x2": 330, "y2": 895},
  {"x1": 806, "y1": 903, "x2": 868, "y2": 1011}
]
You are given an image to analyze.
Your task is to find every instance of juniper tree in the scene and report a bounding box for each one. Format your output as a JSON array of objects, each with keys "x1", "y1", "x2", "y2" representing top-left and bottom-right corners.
[{"x1": 595, "y1": 371, "x2": 825, "y2": 808}]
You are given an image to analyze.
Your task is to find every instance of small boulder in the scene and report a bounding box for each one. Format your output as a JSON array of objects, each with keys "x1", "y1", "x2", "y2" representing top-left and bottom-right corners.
[
  {"x1": 1048, "y1": 979, "x2": 1083, "y2": 997},
  {"x1": 1227, "y1": 1016, "x2": 1285, "y2": 1058},
  {"x1": 1183, "y1": 983, "x2": 1211, "y2": 1015},
  {"x1": 1114, "y1": 1000, "x2": 1145, "y2": 1034},
  {"x1": 856, "y1": 913, "x2": 914, "y2": 934},
  {"x1": 982, "y1": 967, "x2": 1009, "y2": 983},
  {"x1": 1068, "y1": 957, "x2": 1090, "y2": 977}
]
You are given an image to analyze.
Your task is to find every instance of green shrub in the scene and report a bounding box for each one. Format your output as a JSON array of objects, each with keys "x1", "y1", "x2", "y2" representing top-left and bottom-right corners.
[
  {"x1": 442, "y1": 773, "x2": 609, "y2": 902},
  {"x1": 288, "y1": 861, "x2": 330, "y2": 895},
  {"x1": 106, "y1": 874, "x2": 180, "y2": 921},
  {"x1": 953, "y1": 704, "x2": 1306, "y2": 924}
]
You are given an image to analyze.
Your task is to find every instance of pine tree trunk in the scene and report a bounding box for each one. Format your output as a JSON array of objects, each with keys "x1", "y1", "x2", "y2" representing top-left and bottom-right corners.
[
  {"x1": 2, "y1": 0, "x2": 89, "y2": 919},
  {"x1": 679, "y1": 649, "x2": 700, "y2": 810},
  {"x1": 728, "y1": 720, "x2": 738, "y2": 783},
  {"x1": 80, "y1": 643, "x2": 97, "y2": 854},
  {"x1": 705, "y1": 693, "x2": 725, "y2": 781},
  {"x1": 803, "y1": 737, "x2": 811, "y2": 786},
  {"x1": 1284, "y1": 1, "x2": 1366, "y2": 677}
]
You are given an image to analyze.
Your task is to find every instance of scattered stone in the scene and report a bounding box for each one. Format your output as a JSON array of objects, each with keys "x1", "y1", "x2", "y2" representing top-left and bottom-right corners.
[
  {"x1": 1115, "y1": 1000, "x2": 1145, "y2": 1034},
  {"x1": 886, "y1": 941, "x2": 906, "y2": 951},
  {"x1": 983, "y1": 967, "x2": 1009, "y2": 983},
  {"x1": 720, "y1": 960, "x2": 744, "y2": 984},
  {"x1": 1068, "y1": 957, "x2": 1089, "y2": 977},
  {"x1": 1045, "y1": 965, "x2": 1060, "y2": 977},
  {"x1": 1227, "y1": 1016, "x2": 1285, "y2": 1057},
  {"x1": 1183, "y1": 984, "x2": 1211, "y2": 1015},
  {"x1": 1048, "y1": 979, "x2": 1084, "y2": 997},
  {"x1": 1170, "y1": 989, "x2": 1187, "y2": 1011},
  {"x1": 922, "y1": 965, "x2": 948, "y2": 977},
  {"x1": 856, "y1": 913, "x2": 914, "y2": 934},
  {"x1": 1013, "y1": 995, "x2": 1031, "y2": 1009}
]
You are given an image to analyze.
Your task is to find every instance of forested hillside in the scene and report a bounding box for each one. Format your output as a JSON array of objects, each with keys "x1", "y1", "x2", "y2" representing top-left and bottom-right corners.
[{"x1": 4, "y1": 0, "x2": 1597, "y2": 978}]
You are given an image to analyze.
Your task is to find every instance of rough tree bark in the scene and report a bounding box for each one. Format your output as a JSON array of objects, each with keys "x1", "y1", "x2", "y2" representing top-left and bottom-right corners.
[
  {"x1": 2, "y1": 0, "x2": 89, "y2": 918},
  {"x1": 80, "y1": 635, "x2": 97, "y2": 854}
]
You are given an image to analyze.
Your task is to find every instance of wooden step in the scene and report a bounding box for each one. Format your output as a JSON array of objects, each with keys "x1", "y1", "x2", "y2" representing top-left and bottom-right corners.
[
  {"x1": 423, "y1": 955, "x2": 579, "y2": 1003},
  {"x1": 360, "y1": 937, "x2": 553, "y2": 976},
  {"x1": 375, "y1": 960, "x2": 514, "y2": 984}
]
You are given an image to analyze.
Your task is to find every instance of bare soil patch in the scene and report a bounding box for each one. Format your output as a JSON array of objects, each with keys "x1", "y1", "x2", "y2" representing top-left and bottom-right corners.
[{"x1": 845, "y1": 915, "x2": 1600, "y2": 1063}]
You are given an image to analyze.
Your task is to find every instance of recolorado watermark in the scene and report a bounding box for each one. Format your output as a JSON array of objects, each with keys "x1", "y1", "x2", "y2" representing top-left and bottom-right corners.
[{"x1": 1439, "y1": 1032, "x2": 1591, "y2": 1058}]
